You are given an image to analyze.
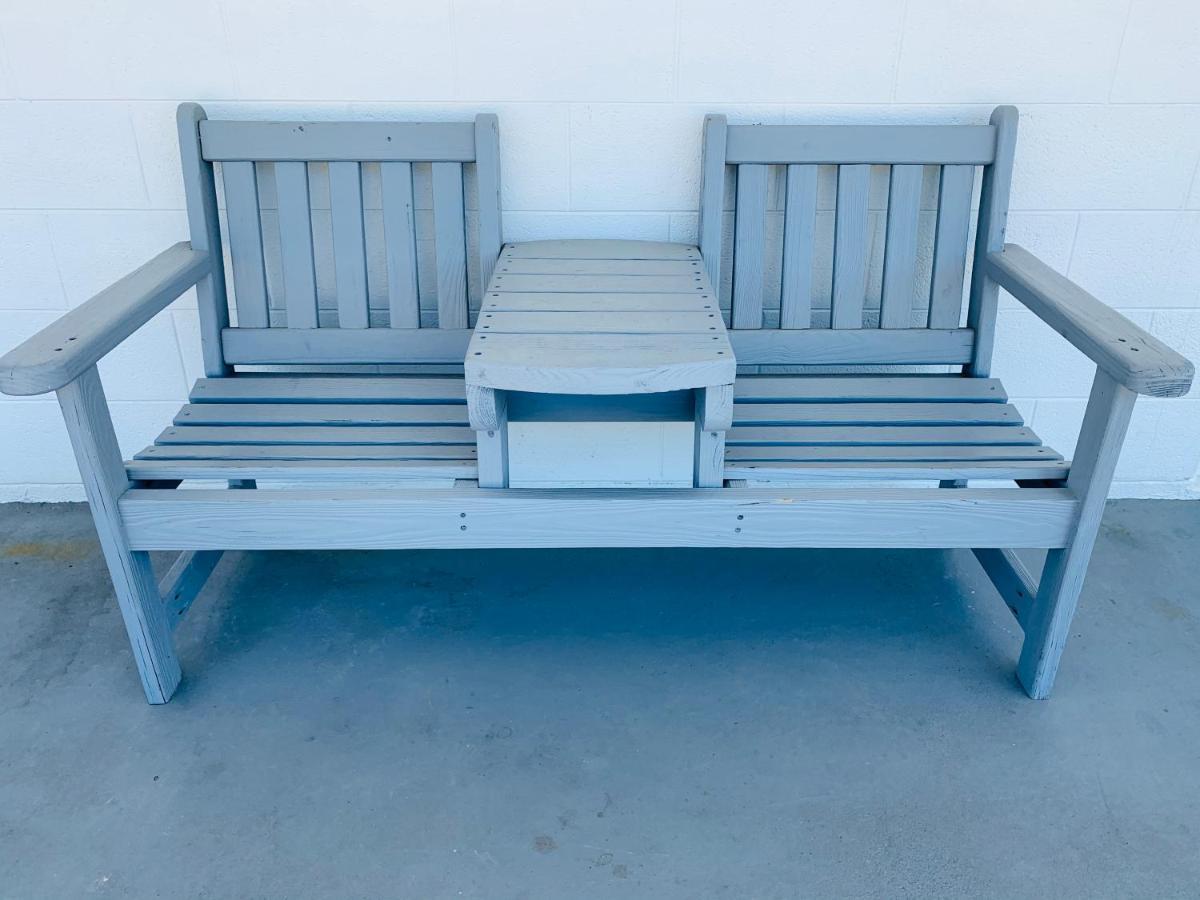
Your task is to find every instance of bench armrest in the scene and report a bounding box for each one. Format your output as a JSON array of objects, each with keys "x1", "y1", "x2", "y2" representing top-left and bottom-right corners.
[
  {"x1": 984, "y1": 244, "x2": 1194, "y2": 398},
  {"x1": 0, "y1": 243, "x2": 211, "y2": 396}
]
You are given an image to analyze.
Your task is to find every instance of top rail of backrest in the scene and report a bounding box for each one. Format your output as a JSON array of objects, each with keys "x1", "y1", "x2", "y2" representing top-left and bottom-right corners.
[
  {"x1": 199, "y1": 120, "x2": 480, "y2": 162},
  {"x1": 722, "y1": 123, "x2": 998, "y2": 166}
]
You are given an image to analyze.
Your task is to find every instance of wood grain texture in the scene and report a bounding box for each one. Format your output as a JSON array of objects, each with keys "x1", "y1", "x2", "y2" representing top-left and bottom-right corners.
[
  {"x1": 157, "y1": 424, "x2": 474, "y2": 445},
  {"x1": 177, "y1": 103, "x2": 230, "y2": 377},
  {"x1": 505, "y1": 240, "x2": 699, "y2": 260},
  {"x1": 274, "y1": 161, "x2": 319, "y2": 328},
  {"x1": 189, "y1": 375, "x2": 467, "y2": 404},
  {"x1": 780, "y1": 164, "x2": 818, "y2": 329},
  {"x1": 986, "y1": 245, "x2": 1194, "y2": 397},
  {"x1": 328, "y1": 161, "x2": 369, "y2": 328},
  {"x1": 967, "y1": 106, "x2": 1018, "y2": 377},
  {"x1": 832, "y1": 165, "x2": 871, "y2": 329},
  {"x1": 724, "y1": 124, "x2": 997, "y2": 165},
  {"x1": 484, "y1": 292, "x2": 713, "y2": 312},
  {"x1": 880, "y1": 164, "x2": 923, "y2": 329},
  {"x1": 727, "y1": 424, "x2": 1040, "y2": 446},
  {"x1": 221, "y1": 160, "x2": 270, "y2": 328},
  {"x1": 973, "y1": 547, "x2": 1036, "y2": 626},
  {"x1": 0, "y1": 244, "x2": 210, "y2": 395},
  {"x1": 381, "y1": 161, "x2": 420, "y2": 329},
  {"x1": 724, "y1": 444, "x2": 1060, "y2": 462},
  {"x1": 733, "y1": 375, "x2": 1007, "y2": 403},
  {"x1": 928, "y1": 164, "x2": 975, "y2": 328},
  {"x1": 698, "y1": 115, "x2": 728, "y2": 292},
  {"x1": 199, "y1": 120, "x2": 478, "y2": 162},
  {"x1": 128, "y1": 458, "x2": 476, "y2": 482},
  {"x1": 491, "y1": 273, "x2": 704, "y2": 294},
  {"x1": 222, "y1": 327, "x2": 471, "y2": 365},
  {"x1": 57, "y1": 367, "x2": 180, "y2": 703},
  {"x1": 729, "y1": 328, "x2": 974, "y2": 366},
  {"x1": 728, "y1": 460, "x2": 1068, "y2": 483},
  {"x1": 160, "y1": 549, "x2": 223, "y2": 630},
  {"x1": 1018, "y1": 370, "x2": 1136, "y2": 699},
  {"x1": 173, "y1": 403, "x2": 468, "y2": 426},
  {"x1": 474, "y1": 114, "x2": 503, "y2": 297},
  {"x1": 732, "y1": 401, "x2": 1022, "y2": 426},
  {"x1": 119, "y1": 486, "x2": 1076, "y2": 551},
  {"x1": 432, "y1": 161, "x2": 468, "y2": 329},
  {"x1": 732, "y1": 163, "x2": 768, "y2": 329},
  {"x1": 134, "y1": 443, "x2": 476, "y2": 461}
]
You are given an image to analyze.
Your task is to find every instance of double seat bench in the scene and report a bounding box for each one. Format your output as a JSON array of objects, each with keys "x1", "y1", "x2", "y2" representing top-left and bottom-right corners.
[{"x1": 1, "y1": 104, "x2": 1191, "y2": 704}]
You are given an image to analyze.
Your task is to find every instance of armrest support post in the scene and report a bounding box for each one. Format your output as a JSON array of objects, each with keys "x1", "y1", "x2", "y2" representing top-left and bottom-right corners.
[{"x1": 985, "y1": 244, "x2": 1194, "y2": 398}]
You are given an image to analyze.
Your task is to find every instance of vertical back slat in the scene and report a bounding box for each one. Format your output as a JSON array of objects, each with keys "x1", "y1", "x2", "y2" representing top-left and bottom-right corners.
[
  {"x1": 273, "y1": 161, "x2": 318, "y2": 329},
  {"x1": 831, "y1": 164, "x2": 871, "y2": 329},
  {"x1": 879, "y1": 164, "x2": 923, "y2": 329},
  {"x1": 474, "y1": 114, "x2": 503, "y2": 301},
  {"x1": 432, "y1": 161, "x2": 468, "y2": 330},
  {"x1": 328, "y1": 161, "x2": 369, "y2": 329},
  {"x1": 967, "y1": 106, "x2": 1019, "y2": 376},
  {"x1": 698, "y1": 115, "x2": 728, "y2": 294},
  {"x1": 731, "y1": 163, "x2": 767, "y2": 329},
  {"x1": 380, "y1": 161, "x2": 419, "y2": 329},
  {"x1": 928, "y1": 164, "x2": 975, "y2": 328},
  {"x1": 779, "y1": 164, "x2": 818, "y2": 329},
  {"x1": 222, "y1": 160, "x2": 270, "y2": 328}
]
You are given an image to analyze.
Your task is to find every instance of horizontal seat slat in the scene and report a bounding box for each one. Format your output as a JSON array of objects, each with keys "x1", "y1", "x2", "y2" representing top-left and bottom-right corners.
[
  {"x1": 155, "y1": 425, "x2": 475, "y2": 445},
  {"x1": 491, "y1": 273, "x2": 707, "y2": 294},
  {"x1": 127, "y1": 459, "x2": 476, "y2": 482},
  {"x1": 724, "y1": 444, "x2": 1060, "y2": 462},
  {"x1": 190, "y1": 376, "x2": 467, "y2": 404},
  {"x1": 728, "y1": 425, "x2": 1041, "y2": 446},
  {"x1": 503, "y1": 240, "x2": 699, "y2": 260},
  {"x1": 134, "y1": 444, "x2": 476, "y2": 461},
  {"x1": 724, "y1": 460, "x2": 1070, "y2": 482},
  {"x1": 728, "y1": 329, "x2": 975, "y2": 366},
  {"x1": 732, "y1": 402, "x2": 1022, "y2": 426},
  {"x1": 733, "y1": 375, "x2": 1007, "y2": 403},
  {"x1": 174, "y1": 403, "x2": 469, "y2": 426}
]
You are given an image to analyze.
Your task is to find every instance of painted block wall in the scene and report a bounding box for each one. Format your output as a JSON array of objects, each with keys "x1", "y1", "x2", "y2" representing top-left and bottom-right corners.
[{"x1": 0, "y1": 0, "x2": 1197, "y2": 500}]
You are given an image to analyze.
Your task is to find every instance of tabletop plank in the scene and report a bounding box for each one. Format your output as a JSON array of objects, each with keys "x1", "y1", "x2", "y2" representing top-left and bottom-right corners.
[
  {"x1": 467, "y1": 240, "x2": 733, "y2": 395},
  {"x1": 503, "y1": 240, "x2": 700, "y2": 260}
]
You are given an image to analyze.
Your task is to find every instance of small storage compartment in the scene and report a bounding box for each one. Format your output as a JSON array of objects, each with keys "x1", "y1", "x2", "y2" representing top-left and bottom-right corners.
[{"x1": 504, "y1": 391, "x2": 695, "y2": 488}]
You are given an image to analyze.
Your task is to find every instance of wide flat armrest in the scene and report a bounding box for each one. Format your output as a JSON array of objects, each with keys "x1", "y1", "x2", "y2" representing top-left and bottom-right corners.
[
  {"x1": 985, "y1": 244, "x2": 1194, "y2": 398},
  {"x1": 0, "y1": 243, "x2": 211, "y2": 396}
]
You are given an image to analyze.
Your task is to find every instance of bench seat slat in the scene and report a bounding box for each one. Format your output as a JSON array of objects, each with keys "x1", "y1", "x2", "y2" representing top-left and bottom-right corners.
[
  {"x1": 732, "y1": 402, "x2": 1022, "y2": 426},
  {"x1": 127, "y1": 459, "x2": 476, "y2": 482},
  {"x1": 728, "y1": 425, "x2": 1040, "y2": 445},
  {"x1": 724, "y1": 460, "x2": 1069, "y2": 482},
  {"x1": 174, "y1": 403, "x2": 469, "y2": 426},
  {"x1": 499, "y1": 258, "x2": 702, "y2": 276},
  {"x1": 724, "y1": 444, "x2": 1060, "y2": 462},
  {"x1": 134, "y1": 444, "x2": 476, "y2": 461},
  {"x1": 190, "y1": 376, "x2": 467, "y2": 404},
  {"x1": 483, "y1": 292, "x2": 717, "y2": 312},
  {"x1": 733, "y1": 375, "x2": 1007, "y2": 403},
  {"x1": 155, "y1": 425, "x2": 474, "y2": 445}
]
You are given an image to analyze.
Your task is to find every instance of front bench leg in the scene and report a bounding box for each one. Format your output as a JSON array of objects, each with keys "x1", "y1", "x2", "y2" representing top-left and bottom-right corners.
[
  {"x1": 1017, "y1": 369, "x2": 1136, "y2": 699},
  {"x1": 57, "y1": 366, "x2": 181, "y2": 704},
  {"x1": 695, "y1": 384, "x2": 733, "y2": 488},
  {"x1": 467, "y1": 385, "x2": 508, "y2": 488}
]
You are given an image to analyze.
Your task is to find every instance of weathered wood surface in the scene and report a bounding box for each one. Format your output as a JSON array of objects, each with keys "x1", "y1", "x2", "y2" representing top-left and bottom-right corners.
[
  {"x1": 119, "y1": 486, "x2": 1077, "y2": 551},
  {"x1": 161, "y1": 549, "x2": 224, "y2": 628},
  {"x1": 985, "y1": 244, "x2": 1194, "y2": 398},
  {"x1": 199, "y1": 120, "x2": 478, "y2": 162},
  {"x1": 724, "y1": 124, "x2": 997, "y2": 165},
  {"x1": 467, "y1": 240, "x2": 735, "y2": 395},
  {"x1": 58, "y1": 367, "x2": 180, "y2": 703}
]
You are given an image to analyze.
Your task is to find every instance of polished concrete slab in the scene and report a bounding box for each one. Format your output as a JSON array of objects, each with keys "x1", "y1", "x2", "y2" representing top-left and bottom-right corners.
[{"x1": 1, "y1": 500, "x2": 1198, "y2": 898}]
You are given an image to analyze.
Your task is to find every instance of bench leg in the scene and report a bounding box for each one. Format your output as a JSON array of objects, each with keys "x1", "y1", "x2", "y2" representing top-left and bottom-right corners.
[
  {"x1": 1017, "y1": 370, "x2": 1135, "y2": 699},
  {"x1": 57, "y1": 367, "x2": 181, "y2": 704}
]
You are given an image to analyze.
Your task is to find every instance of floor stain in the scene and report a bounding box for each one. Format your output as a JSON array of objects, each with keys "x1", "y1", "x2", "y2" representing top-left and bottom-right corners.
[
  {"x1": 3, "y1": 540, "x2": 93, "y2": 563},
  {"x1": 532, "y1": 835, "x2": 557, "y2": 854}
]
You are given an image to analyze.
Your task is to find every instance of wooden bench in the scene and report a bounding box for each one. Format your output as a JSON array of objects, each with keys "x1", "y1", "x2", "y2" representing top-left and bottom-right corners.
[{"x1": 0, "y1": 104, "x2": 1191, "y2": 704}]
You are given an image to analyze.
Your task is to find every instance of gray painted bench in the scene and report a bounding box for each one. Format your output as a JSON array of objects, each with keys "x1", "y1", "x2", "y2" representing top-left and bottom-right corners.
[{"x1": 0, "y1": 104, "x2": 1191, "y2": 704}]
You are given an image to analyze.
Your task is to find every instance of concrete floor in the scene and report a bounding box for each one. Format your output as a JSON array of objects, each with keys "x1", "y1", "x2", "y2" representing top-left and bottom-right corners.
[{"x1": 0, "y1": 501, "x2": 1197, "y2": 898}]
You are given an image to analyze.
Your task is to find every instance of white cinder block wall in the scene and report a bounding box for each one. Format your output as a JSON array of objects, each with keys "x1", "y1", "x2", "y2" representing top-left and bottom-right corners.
[{"x1": 1, "y1": 0, "x2": 1197, "y2": 501}]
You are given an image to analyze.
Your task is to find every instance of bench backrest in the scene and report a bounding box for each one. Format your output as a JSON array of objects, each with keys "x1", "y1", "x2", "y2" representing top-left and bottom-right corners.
[
  {"x1": 178, "y1": 104, "x2": 501, "y2": 371},
  {"x1": 699, "y1": 107, "x2": 1017, "y2": 373}
]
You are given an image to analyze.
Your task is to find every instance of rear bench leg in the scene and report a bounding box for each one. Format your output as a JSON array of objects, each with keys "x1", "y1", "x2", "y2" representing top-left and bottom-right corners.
[
  {"x1": 1017, "y1": 370, "x2": 1135, "y2": 699},
  {"x1": 57, "y1": 367, "x2": 181, "y2": 704}
]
